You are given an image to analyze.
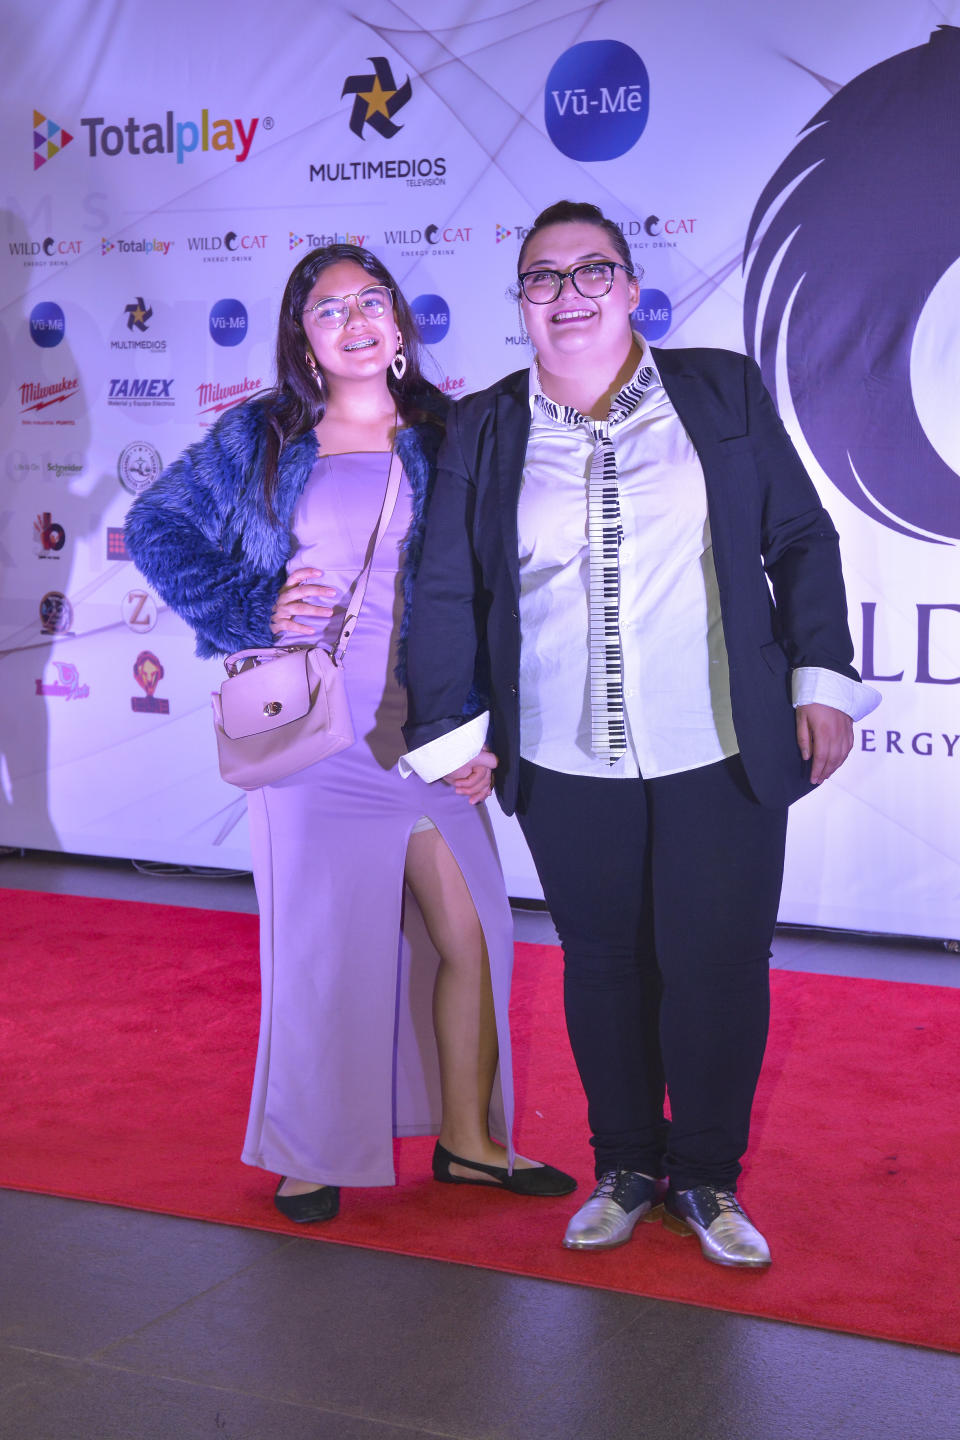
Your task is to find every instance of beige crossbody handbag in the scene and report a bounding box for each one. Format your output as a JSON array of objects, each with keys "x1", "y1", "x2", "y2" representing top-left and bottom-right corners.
[{"x1": 211, "y1": 449, "x2": 404, "y2": 790}]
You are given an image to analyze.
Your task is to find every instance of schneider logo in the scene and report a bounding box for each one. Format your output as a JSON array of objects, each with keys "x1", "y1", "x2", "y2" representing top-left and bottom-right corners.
[
  {"x1": 342, "y1": 57, "x2": 412, "y2": 139},
  {"x1": 33, "y1": 110, "x2": 73, "y2": 170},
  {"x1": 545, "y1": 40, "x2": 649, "y2": 160},
  {"x1": 80, "y1": 109, "x2": 268, "y2": 163}
]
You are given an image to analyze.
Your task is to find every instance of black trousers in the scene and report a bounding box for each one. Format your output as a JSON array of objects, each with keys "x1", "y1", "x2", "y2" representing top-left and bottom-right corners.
[{"x1": 516, "y1": 755, "x2": 788, "y2": 1190}]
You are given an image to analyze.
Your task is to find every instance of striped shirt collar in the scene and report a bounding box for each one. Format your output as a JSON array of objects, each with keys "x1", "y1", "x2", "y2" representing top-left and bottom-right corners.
[{"x1": 528, "y1": 339, "x2": 660, "y2": 429}]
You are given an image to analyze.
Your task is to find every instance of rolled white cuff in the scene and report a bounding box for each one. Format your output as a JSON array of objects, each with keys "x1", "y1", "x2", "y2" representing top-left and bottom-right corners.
[
  {"x1": 792, "y1": 668, "x2": 881, "y2": 722},
  {"x1": 398, "y1": 712, "x2": 490, "y2": 782}
]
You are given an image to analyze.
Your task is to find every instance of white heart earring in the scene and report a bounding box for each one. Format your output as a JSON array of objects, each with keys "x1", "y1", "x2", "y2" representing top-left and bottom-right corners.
[{"x1": 391, "y1": 336, "x2": 407, "y2": 380}]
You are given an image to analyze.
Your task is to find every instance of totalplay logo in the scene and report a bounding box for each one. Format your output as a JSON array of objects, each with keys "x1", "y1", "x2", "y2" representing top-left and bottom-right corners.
[
  {"x1": 79, "y1": 108, "x2": 270, "y2": 164},
  {"x1": 32, "y1": 110, "x2": 74, "y2": 170}
]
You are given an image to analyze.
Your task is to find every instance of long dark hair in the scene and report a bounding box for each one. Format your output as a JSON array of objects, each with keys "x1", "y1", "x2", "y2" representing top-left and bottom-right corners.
[
  {"x1": 262, "y1": 244, "x2": 430, "y2": 511},
  {"x1": 516, "y1": 200, "x2": 634, "y2": 275}
]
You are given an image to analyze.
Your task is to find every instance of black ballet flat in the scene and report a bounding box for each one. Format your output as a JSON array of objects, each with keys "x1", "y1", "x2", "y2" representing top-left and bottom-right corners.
[
  {"x1": 432, "y1": 1141, "x2": 576, "y2": 1197},
  {"x1": 273, "y1": 1179, "x2": 341, "y2": 1223}
]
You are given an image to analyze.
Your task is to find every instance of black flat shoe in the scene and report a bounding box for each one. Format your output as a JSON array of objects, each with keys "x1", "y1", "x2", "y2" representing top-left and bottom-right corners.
[
  {"x1": 273, "y1": 1179, "x2": 340, "y2": 1223},
  {"x1": 432, "y1": 1141, "x2": 576, "y2": 1197}
]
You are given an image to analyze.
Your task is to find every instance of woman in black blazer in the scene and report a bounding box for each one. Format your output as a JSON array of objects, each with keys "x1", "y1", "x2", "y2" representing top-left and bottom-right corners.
[{"x1": 403, "y1": 201, "x2": 877, "y2": 1267}]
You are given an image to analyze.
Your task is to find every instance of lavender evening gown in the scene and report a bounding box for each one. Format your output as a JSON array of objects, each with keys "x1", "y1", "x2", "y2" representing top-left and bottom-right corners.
[{"x1": 242, "y1": 452, "x2": 515, "y2": 1186}]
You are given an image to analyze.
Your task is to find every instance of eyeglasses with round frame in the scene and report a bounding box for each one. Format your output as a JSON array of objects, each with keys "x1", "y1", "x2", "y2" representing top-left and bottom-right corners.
[
  {"x1": 517, "y1": 260, "x2": 636, "y2": 305},
  {"x1": 304, "y1": 284, "x2": 394, "y2": 330}
]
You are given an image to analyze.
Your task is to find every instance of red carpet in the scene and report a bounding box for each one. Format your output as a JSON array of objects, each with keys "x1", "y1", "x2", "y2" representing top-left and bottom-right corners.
[{"x1": 2, "y1": 888, "x2": 959, "y2": 1353}]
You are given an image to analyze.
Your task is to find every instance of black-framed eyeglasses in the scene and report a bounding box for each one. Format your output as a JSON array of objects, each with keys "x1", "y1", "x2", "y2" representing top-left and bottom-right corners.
[
  {"x1": 304, "y1": 284, "x2": 393, "y2": 330},
  {"x1": 517, "y1": 261, "x2": 634, "y2": 305}
]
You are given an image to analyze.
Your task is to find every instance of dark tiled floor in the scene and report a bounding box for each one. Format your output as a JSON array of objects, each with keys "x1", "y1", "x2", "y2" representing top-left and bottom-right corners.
[{"x1": 2, "y1": 849, "x2": 959, "y2": 1439}]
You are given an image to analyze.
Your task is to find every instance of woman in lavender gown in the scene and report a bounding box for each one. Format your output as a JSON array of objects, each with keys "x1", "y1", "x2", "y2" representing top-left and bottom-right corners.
[{"x1": 125, "y1": 244, "x2": 575, "y2": 1221}]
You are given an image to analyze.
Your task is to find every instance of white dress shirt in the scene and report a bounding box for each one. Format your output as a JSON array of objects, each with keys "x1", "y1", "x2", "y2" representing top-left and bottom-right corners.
[{"x1": 402, "y1": 344, "x2": 879, "y2": 783}]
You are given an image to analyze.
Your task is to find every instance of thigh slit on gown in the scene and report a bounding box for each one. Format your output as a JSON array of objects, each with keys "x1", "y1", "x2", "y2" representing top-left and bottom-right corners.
[{"x1": 241, "y1": 451, "x2": 515, "y2": 1186}]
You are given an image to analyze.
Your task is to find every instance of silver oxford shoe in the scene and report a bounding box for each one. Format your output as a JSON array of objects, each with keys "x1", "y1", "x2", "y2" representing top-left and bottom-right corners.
[
  {"x1": 563, "y1": 1169, "x2": 666, "y2": 1250},
  {"x1": 663, "y1": 1185, "x2": 771, "y2": 1268}
]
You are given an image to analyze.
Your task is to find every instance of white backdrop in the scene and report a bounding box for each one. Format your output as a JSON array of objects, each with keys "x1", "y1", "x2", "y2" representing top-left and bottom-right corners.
[{"x1": 2, "y1": 0, "x2": 958, "y2": 937}]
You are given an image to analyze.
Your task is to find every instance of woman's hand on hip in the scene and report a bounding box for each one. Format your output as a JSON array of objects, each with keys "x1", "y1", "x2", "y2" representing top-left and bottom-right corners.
[
  {"x1": 443, "y1": 749, "x2": 498, "y2": 805},
  {"x1": 271, "y1": 567, "x2": 336, "y2": 636}
]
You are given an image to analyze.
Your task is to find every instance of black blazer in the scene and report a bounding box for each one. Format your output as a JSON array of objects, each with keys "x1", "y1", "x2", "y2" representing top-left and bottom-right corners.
[{"x1": 403, "y1": 347, "x2": 860, "y2": 814}]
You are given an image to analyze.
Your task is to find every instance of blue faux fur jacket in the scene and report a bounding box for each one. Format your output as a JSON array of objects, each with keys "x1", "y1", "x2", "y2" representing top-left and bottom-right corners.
[{"x1": 124, "y1": 392, "x2": 447, "y2": 667}]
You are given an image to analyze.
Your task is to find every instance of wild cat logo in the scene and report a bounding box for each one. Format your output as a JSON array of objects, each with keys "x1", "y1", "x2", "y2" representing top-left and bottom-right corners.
[{"x1": 744, "y1": 26, "x2": 960, "y2": 544}]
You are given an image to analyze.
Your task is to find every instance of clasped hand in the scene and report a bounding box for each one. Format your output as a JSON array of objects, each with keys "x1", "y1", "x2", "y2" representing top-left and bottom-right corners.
[
  {"x1": 443, "y1": 750, "x2": 498, "y2": 805},
  {"x1": 271, "y1": 566, "x2": 337, "y2": 636}
]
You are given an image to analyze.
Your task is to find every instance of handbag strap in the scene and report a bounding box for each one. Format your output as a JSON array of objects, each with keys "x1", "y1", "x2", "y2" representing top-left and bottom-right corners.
[
  {"x1": 223, "y1": 442, "x2": 404, "y2": 678},
  {"x1": 333, "y1": 446, "x2": 404, "y2": 663}
]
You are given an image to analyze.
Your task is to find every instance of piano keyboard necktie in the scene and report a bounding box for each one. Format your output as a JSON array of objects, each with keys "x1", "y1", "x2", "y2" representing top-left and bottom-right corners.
[{"x1": 535, "y1": 365, "x2": 654, "y2": 764}]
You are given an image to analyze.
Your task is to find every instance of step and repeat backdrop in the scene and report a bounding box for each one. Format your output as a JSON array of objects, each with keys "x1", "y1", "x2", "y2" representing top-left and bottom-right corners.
[{"x1": 2, "y1": 0, "x2": 958, "y2": 936}]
